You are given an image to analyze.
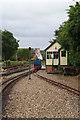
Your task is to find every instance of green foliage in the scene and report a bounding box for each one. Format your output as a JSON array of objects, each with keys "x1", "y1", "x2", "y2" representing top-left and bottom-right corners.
[
  {"x1": 55, "y1": 2, "x2": 80, "y2": 67},
  {"x1": 17, "y1": 48, "x2": 29, "y2": 60},
  {"x1": 58, "y1": 65, "x2": 63, "y2": 72},
  {"x1": 55, "y1": 22, "x2": 70, "y2": 50},
  {"x1": 17, "y1": 48, "x2": 33, "y2": 60},
  {"x1": 2, "y1": 30, "x2": 19, "y2": 60},
  {"x1": 2, "y1": 60, "x2": 29, "y2": 67}
]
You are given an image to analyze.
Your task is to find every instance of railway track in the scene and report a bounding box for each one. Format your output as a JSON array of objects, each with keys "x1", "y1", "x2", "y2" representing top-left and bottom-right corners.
[
  {"x1": 2, "y1": 67, "x2": 35, "y2": 116},
  {"x1": 1, "y1": 68, "x2": 34, "y2": 92},
  {"x1": 34, "y1": 73, "x2": 80, "y2": 96},
  {"x1": 1, "y1": 65, "x2": 33, "y2": 76},
  {"x1": 2, "y1": 69, "x2": 79, "y2": 118},
  {"x1": 1, "y1": 68, "x2": 80, "y2": 96}
]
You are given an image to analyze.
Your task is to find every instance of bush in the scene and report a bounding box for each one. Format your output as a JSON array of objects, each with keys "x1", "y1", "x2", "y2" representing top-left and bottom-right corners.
[
  {"x1": 2, "y1": 60, "x2": 29, "y2": 67},
  {"x1": 58, "y1": 65, "x2": 63, "y2": 71}
]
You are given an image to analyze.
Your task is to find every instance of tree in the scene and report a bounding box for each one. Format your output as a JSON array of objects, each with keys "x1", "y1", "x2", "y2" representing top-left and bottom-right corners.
[
  {"x1": 2, "y1": 30, "x2": 19, "y2": 60},
  {"x1": 55, "y1": 22, "x2": 70, "y2": 50},
  {"x1": 17, "y1": 48, "x2": 33, "y2": 61},
  {"x1": 55, "y1": 2, "x2": 80, "y2": 67}
]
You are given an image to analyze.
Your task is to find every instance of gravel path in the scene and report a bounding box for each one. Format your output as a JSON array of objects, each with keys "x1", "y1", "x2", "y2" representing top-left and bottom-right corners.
[{"x1": 2, "y1": 71, "x2": 79, "y2": 118}]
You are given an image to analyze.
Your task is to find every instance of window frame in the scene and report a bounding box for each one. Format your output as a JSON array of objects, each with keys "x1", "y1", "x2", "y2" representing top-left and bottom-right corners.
[
  {"x1": 53, "y1": 52, "x2": 59, "y2": 59},
  {"x1": 47, "y1": 52, "x2": 52, "y2": 59},
  {"x1": 47, "y1": 51, "x2": 59, "y2": 59},
  {"x1": 61, "y1": 50, "x2": 66, "y2": 57}
]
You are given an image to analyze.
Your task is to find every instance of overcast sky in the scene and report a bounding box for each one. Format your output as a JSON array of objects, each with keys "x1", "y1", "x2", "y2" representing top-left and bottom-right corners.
[{"x1": 2, "y1": 0, "x2": 75, "y2": 50}]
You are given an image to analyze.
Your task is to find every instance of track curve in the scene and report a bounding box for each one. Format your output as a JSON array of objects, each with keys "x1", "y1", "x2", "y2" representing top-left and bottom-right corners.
[
  {"x1": 34, "y1": 73, "x2": 80, "y2": 96},
  {"x1": 1, "y1": 68, "x2": 34, "y2": 92}
]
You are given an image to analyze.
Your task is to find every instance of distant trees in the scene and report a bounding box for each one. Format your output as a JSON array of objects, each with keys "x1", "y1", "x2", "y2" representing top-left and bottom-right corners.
[
  {"x1": 2, "y1": 30, "x2": 19, "y2": 60},
  {"x1": 54, "y1": 2, "x2": 80, "y2": 67},
  {"x1": 17, "y1": 48, "x2": 33, "y2": 61},
  {"x1": 17, "y1": 48, "x2": 29, "y2": 60},
  {"x1": 2, "y1": 30, "x2": 34, "y2": 61}
]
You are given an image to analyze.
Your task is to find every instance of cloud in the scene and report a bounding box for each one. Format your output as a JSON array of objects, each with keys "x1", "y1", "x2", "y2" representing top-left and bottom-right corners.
[
  {"x1": 2, "y1": 0, "x2": 75, "y2": 49},
  {"x1": 18, "y1": 36, "x2": 50, "y2": 50}
]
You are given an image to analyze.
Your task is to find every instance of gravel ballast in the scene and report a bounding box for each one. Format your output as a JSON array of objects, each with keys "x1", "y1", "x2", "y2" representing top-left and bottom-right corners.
[{"x1": 2, "y1": 70, "x2": 79, "y2": 118}]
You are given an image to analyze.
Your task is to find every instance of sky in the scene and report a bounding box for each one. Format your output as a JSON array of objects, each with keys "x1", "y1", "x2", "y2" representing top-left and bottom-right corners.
[{"x1": 2, "y1": 0, "x2": 75, "y2": 50}]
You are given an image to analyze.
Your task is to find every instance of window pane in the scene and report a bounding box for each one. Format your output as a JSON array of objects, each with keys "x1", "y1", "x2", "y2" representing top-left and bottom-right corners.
[
  {"x1": 47, "y1": 52, "x2": 52, "y2": 59},
  {"x1": 47, "y1": 54, "x2": 49, "y2": 59},
  {"x1": 47, "y1": 51, "x2": 59, "y2": 59},
  {"x1": 53, "y1": 52, "x2": 58, "y2": 59},
  {"x1": 61, "y1": 50, "x2": 66, "y2": 57}
]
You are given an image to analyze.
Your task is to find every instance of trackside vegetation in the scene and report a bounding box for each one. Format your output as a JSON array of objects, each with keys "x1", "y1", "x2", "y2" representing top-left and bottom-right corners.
[{"x1": 54, "y1": 2, "x2": 80, "y2": 67}]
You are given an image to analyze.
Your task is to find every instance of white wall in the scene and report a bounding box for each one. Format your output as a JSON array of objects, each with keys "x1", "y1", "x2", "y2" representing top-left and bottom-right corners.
[
  {"x1": 60, "y1": 49, "x2": 67, "y2": 65},
  {"x1": 46, "y1": 42, "x2": 61, "y2": 65},
  {"x1": 46, "y1": 42, "x2": 67, "y2": 66}
]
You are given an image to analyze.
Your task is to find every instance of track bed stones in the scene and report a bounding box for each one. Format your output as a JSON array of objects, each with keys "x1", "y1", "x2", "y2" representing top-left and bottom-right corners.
[
  {"x1": 38, "y1": 70, "x2": 78, "y2": 90},
  {"x1": 2, "y1": 71, "x2": 79, "y2": 118}
]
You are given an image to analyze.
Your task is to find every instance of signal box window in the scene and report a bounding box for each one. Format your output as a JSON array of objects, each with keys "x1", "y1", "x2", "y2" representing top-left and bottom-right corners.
[
  {"x1": 61, "y1": 50, "x2": 66, "y2": 57},
  {"x1": 53, "y1": 52, "x2": 59, "y2": 59},
  {"x1": 47, "y1": 52, "x2": 52, "y2": 59},
  {"x1": 47, "y1": 52, "x2": 59, "y2": 59},
  {"x1": 54, "y1": 52, "x2": 58, "y2": 59}
]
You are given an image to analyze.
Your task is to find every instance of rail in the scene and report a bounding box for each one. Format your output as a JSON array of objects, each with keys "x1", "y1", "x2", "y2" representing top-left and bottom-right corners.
[
  {"x1": 1, "y1": 68, "x2": 34, "y2": 92},
  {"x1": 34, "y1": 73, "x2": 80, "y2": 96}
]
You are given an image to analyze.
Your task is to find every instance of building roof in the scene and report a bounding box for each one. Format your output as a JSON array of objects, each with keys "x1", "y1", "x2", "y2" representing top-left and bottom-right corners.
[
  {"x1": 44, "y1": 40, "x2": 67, "y2": 52},
  {"x1": 44, "y1": 40, "x2": 59, "y2": 51}
]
